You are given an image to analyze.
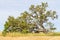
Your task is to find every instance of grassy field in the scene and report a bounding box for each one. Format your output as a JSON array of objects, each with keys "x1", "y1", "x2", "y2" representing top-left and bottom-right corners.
[
  {"x1": 0, "y1": 32, "x2": 60, "y2": 40},
  {"x1": 0, "y1": 36, "x2": 60, "y2": 40},
  {"x1": 0, "y1": 32, "x2": 60, "y2": 37}
]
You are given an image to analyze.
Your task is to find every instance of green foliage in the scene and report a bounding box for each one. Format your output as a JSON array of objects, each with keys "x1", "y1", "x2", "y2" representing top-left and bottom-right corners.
[
  {"x1": 2, "y1": 2, "x2": 58, "y2": 36},
  {"x1": 2, "y1": 31, "x2": 7, "y2": 36},
  {"x1": 21, "y1": 29, "x2": 29, "y2": 33},
  {"x1": 29, "y1": 2, "x2": 57, "y2": 33}
]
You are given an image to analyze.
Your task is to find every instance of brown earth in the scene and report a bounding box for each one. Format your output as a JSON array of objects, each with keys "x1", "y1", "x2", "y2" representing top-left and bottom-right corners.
[{"x1": 0, "y1": 36, "x2": 60, "y2": 40}]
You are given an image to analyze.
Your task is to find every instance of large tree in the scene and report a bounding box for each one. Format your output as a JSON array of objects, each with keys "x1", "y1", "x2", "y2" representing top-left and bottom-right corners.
[
  {"x1": 3, "y1": 2, "x2": 58, "y2": 35},
  {"x1": 29, "y1": 2, "x2": 58, "y2": 32}
]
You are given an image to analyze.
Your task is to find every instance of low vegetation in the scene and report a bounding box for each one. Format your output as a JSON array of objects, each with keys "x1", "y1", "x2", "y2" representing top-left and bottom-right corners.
[{"x1": 0, "y1": 32, "x2": 59, "y2": 37}]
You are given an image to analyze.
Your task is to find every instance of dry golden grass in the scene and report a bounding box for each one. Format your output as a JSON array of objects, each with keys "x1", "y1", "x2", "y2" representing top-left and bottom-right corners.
[
  {"x1": 0, "y1": 36, "x2": 60, "y2": 40},
  {"x1": 4, "y1": 32, "x2": 60, "y2": 37},
  {"x1": 0, "y1": 32, "x2": 60, "y2": 40}
]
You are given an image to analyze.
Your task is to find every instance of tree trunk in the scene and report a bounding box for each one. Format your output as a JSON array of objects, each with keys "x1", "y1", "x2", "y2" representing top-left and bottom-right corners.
[
  {"x1": 40, "y1": 20, "x2": 46, "y2": 33},
  {"x1": 41, "y1": 25, "x2": 46, "y2": 33}
]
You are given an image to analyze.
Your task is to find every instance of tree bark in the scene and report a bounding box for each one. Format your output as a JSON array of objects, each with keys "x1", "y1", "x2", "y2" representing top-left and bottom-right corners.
[
  {"x1": 41, "y1": 25, "x2": 46, "y2": 33},
  {"x1": 40, "y1": 20, "x2": 46, "y2": 33}
]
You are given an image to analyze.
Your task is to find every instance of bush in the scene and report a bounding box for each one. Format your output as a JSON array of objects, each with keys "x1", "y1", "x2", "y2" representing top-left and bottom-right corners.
[
  {"x1": 22, "y1": 29, "x2": 29, "y2": 33},
  {"x1": 2, "y1": 31, "x2": 7, "y2": 36}
]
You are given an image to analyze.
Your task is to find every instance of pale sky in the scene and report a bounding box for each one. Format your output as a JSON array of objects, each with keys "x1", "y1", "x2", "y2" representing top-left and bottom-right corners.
[{"x1": 0, "y1": 0, "x2": 60, "y2": 32}]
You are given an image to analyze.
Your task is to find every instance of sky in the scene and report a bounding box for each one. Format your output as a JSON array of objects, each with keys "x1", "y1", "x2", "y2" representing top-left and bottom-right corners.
[{"x1": 0, "y1": 0, "x2": 60, "y2": 32}]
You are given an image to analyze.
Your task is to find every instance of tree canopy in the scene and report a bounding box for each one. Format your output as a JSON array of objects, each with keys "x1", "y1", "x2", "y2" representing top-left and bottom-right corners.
[{"x1": 2, "y1": 2, "x2": 58, "y2": 35}]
